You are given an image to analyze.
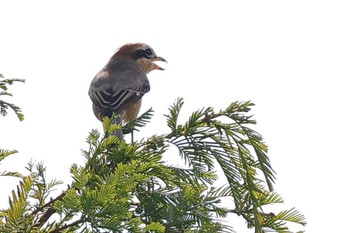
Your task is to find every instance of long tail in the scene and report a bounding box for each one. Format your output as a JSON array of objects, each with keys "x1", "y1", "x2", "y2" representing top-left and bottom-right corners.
[{"x1": 113, "y1": 116, "x2": 124, "y2": 141}]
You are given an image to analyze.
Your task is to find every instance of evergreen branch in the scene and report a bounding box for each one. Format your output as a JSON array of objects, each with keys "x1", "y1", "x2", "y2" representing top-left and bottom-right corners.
[
  {"x1": 0, "y1": 97, "x2": 306, "y2": 233},
  {"x1": 0, "y1": 171, "x2": 23, "y2": 178},
  {"x1": 32, "y1": 188, "x2": 70, "y2": 227},
  {"x1": 0, "y1": 149, "x2": 18, "y2": 162},
  {"x1": 162, "y1": 99, "x2": 285, "y2": 233},
  {"x1": 263, "y1": 207, "x2": 307, "y2": 231},
  {"x1": 164, "y1": 97, "x2": 184, "y2": 133},
  {"x1": 224, "y1": 101, "x2": 276, "y2": 191},
  {"x1": 0, "y1": 74, "x2": 25, "y2": 121},
  {"x1": 0, "y1": 74, "x2": 25, "y2": 88},
  {"x1": 0, "y1": 149, "x2": 23, "y2": 178},
  {"x1": 123, "y1": 107, "x2": 154, "y2": 135},
  {"x1": 0, "y1": 176, "x2": 33, "y2": 232},
  {"x1": 0, "y1": 100, "x2": 24, "y2": 121},
  {"x1": 49, "y1": 218, "x2": 85, "y2": 233}
]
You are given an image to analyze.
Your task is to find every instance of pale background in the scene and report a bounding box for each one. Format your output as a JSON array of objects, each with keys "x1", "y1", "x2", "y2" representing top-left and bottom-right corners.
[{"x1": 1, "y1": 1, "x2": 349, "y2": 232}]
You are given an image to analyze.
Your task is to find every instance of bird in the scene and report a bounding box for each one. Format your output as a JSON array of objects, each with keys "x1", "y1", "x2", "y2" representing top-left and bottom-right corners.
[{"x1": 88, "y1": 43, "x2": 166, "y2": 141}]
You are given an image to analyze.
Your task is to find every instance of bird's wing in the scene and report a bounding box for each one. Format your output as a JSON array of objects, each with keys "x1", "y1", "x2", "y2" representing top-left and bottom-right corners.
[
  {"x1": 90, "y1": 84, "x2": 150, "y2": 116},
  {"x1": 89, "y1": 60, "x2": 150, "y2": 118}
]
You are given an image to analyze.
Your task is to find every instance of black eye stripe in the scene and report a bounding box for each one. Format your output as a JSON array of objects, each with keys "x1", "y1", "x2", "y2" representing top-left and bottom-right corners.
[{"x1": 134, "y1": 48, "x2": 153, "y2": 59}]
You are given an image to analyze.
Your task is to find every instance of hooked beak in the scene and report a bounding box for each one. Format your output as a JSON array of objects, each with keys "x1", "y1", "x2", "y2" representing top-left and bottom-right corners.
[{"x1": 151, "y1": 56, "x2": 167, "y2": 70}]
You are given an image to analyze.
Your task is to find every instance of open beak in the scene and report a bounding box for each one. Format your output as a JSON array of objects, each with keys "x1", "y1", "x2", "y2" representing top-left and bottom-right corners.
[{"x1": 151, "y1": 56, "x2": 167, "y2": 70}]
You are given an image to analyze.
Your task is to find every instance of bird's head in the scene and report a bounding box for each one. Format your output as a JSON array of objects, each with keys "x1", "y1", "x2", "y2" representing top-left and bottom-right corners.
[{"x1": 113, "y1": 43, "x2": 167, "y2": 74}]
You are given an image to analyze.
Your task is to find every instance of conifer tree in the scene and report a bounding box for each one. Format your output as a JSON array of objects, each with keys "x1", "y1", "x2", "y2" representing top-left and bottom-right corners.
[{"x1": 0, "y1": 74, "x2": 306, "y2": 233}]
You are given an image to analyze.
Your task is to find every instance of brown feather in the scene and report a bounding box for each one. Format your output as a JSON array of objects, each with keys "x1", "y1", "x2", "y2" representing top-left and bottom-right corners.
[{"x1": 88, "y1": 43, "x2": 166, "y2": 140}]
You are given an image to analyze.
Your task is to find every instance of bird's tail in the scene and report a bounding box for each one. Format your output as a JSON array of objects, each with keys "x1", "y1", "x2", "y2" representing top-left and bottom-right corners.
[{"x1": 112, "y1": 116, "x2": 124, "y2": 141}]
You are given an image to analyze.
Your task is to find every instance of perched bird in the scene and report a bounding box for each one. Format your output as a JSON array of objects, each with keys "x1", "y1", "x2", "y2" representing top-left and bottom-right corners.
[{"x1": 89, "y1": 43, "x2": 166, "y2": 141}]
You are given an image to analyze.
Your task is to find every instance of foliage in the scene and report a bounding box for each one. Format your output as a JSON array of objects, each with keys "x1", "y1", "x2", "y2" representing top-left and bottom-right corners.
[
  {"x1": 0, "y1": 73, "x2": 25, "y2": 121},
  {"x1": 0, "y1": 73, "x2": 25, "y2": 182},
  {"x1": 0, "y1": 98, "x2": 306, "y2": 233},
  {"x1": 0, "y1": 149, "x2": 22, "y2": 178}
]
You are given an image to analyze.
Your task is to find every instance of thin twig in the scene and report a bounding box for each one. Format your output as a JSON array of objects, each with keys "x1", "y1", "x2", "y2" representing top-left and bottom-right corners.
[
  {"x1": 32, "y1": 187, "x2": 72, "y2": 228},
  {"x1": 49, "y1": 218, "x2": 85, "y2": 233}
]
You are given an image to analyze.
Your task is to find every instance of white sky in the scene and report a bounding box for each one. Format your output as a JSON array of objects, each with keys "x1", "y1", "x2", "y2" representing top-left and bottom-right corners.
[{"x1": 1, "y1": 1, "x2": 350, "y2": 232}]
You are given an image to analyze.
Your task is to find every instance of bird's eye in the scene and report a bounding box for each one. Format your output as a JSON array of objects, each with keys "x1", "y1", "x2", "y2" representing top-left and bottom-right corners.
[
  {"x1": 134, "y1": 48, "x2": 153, "y2": 59},
  {"x1": 144, "y1": 48, "x2": 153, "y2": 58}
]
